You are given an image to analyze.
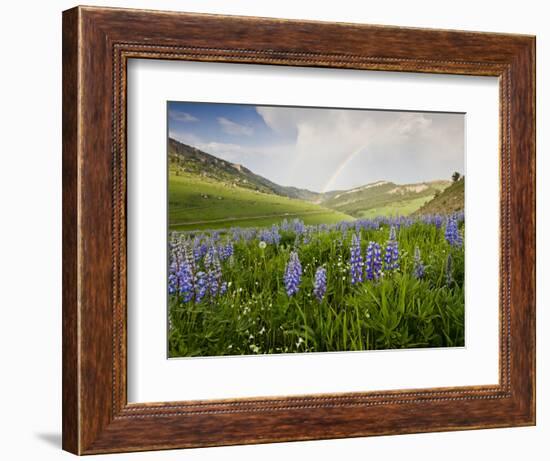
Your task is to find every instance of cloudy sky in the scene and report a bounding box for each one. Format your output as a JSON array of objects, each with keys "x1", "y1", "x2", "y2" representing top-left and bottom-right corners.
[{"x1": 168, "y1": 102, "x2": 464, "y2": 193}]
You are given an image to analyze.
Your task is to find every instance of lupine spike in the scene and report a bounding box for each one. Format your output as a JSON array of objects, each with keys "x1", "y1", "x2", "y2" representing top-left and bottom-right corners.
[
  {"x1": 284, "y1": 251, "x2": 302, "y2": 296},
  {"x1": 413, "y1": 246, "x2": 425, "y2": 279},
  {"x1": 349, "y1": 233, "x2": 364, "y2": 284},
  {"x1": 313, "y1": 267, "x2": 327, "y2": 301},
  {"x1": 365, "y1": 241, "x2": 382, "y2": 280},
  {"x1": 445, "y1": 216, "x2": 463, "y2": 247},
  {"x1": 384, "y1": 226, "x2": 400, "y2": 272},
  {"x1": 194, "y1": 271, "x2": 208, "y2": 303}
]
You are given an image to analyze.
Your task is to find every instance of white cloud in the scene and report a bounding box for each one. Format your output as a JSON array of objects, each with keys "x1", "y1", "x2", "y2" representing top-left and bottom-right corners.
[
  {"x1": 171, "y1": 108, "x2": 464, "y2": 192},
  {"x1": 217, "y1": 117, "x2": 253, "y2": 136},
  {"x1": 256, "y1": 107, "x2": 463, "y2": 191},
  {"x1": 169, "y1": 110, "x2": 199, "y2": 122},
  {"x1": 395, "y1": 113, "x2": 433, "y2": 136}
]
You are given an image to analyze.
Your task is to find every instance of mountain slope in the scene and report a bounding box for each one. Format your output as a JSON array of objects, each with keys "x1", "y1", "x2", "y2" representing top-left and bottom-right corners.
[
  {"x1": 169, "y1": 137, "x2": 454, "y2": 219},
  {"x1": 322, "y1": 179, "x2": 451, "y2": 218},
  {"x1": 169, "y1": 172, "x2": 353, "y2": 231},
  {"x1": 169, "y1": 138, "x2": 319, "y2": 201},
  {"x1": 415, "y1": 177, "x2": 465, "y2": 215}
]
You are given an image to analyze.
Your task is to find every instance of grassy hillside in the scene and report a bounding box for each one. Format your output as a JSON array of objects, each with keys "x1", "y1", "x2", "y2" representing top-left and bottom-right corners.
[
  {"x1": 322, "y1": 180, "x2": 450, "y2": 218},
  {"x1": 169, "y1": 138, "x2": 319, "y2": 201},
  {"x1": 169, "y1": 172, "x2": 353, "y2": 231},
  {"x1": 169, "y1": 137, "x2": 455, "y2": 223},
  {"x1": 415, "y1": 177, "x2": 465, "y2": 215}
]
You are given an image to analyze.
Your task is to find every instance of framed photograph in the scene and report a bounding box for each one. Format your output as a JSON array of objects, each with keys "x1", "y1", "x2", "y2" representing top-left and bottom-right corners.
[{"x1": 62, "y1": 6, "x2": 536, "y2": 455}]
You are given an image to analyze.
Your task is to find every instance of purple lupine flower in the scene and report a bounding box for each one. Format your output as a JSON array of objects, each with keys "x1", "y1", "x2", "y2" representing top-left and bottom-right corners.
[
  {"x1": 349, "y1": 233, "x2": 364, "y2": 284},
  {"x1": 204, "y1": 244, "x2": 215, "y2": 267},
  {"x1": 445, "y1": 216, "x2": 463, "y2": 247},
  {"x1": 168, "y1": 258, "x2": 180, "y2": 295},
  {"x1": 281, "y1": 219, "x2": 290, "y2": 232},
  {"x1": 194, "y1": 271, "x2": 208, "y2": 303},
  {"x1": 205, "y1": 246, "x2": 222, "y2": 296},
  {"x1": 193, "y1": 237, "x2": 207, "y2": 262},
  {"x1": 207, "y1": 261, "x2": 221, "y2": 296},
  {"x1": 413, "y1": 246, "x2": 425, "y2": 280},
  {"x1": 313, "y1": 267, "x2": 327, "y2": 301},
  {"x1": 284, "y1": 251, "x2": 302, "y2": 297},
  {"x1": 218, "y1": 241, "x2": 234, "y2": 260},
  {"x1": 365, "y1": 241, "x2": 382, "y2": 280},
  {"x1": 177, "y1": 260, "x2": 194, "y2": 302},
  {"x1": 271, "y1": 225, "x2": 281, "y2": 245},
  {"x1": 292, "y1": 219, "x2": 306, "y2": 235},
  {"x1": 445, "y1": 253, "x2": 454, "y2": 287},
  {"x1": 168, "y1": 240, "x2": 195, "y2": 301},
  {"x1": 259, "y1": 228, "x2": 270, "y2": 244},
  {"x1": 384, "y1": 226, "x2": 400, "y2": 272}
]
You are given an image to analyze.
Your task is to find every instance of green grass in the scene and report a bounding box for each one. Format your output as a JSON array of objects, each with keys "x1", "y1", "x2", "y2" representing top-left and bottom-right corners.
[
  {"x1": 169, "y1": 172, "x2": 352, "y2": 231},
  {"x1": 322, "y1": 181, "x2": 449, "y2": 218},
  {"x1": 168, "y1": 220, "x2": 465, "y2": 357},
  {"x1": 358, "y1": 197, "x2": 432, "y2": 219},
  {"x1": 416, "y1": 177, "x2": 465, "y2": 215}
]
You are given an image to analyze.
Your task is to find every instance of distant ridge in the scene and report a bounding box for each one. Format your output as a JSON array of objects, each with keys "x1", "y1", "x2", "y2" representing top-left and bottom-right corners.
[{"x1": 168, "y1": 137, "x2": 453, "y2": 217}]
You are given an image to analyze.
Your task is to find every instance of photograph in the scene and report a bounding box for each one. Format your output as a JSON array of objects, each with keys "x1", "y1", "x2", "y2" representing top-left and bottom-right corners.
[{"x1": 167, "y1": 102, "x2": 466, "y2": 358}]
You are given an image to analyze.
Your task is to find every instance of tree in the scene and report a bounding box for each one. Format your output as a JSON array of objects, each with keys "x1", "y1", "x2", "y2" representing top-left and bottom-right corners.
[{"x1": 452, "y1": 171, "x2": 461, "y2": 182}]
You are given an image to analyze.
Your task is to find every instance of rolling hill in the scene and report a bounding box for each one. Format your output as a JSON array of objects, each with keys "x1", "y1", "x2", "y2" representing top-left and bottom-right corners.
[
  {"x1": 321, "y1": 179, "x2": 450, "y2": 218},
  {"x1": 415, "y1": 177, "x2": 465, "y2": 215},
  {"x1": 168, "y1": 137, "x2": 457, "y2": 229},
  {"x1": 169, "y1": 173, "x2": 353, "y2": 231},
  {"x1": 169, "y1": 138, "x2": 319, "y2": 201},
  {"x1": 168, "y1": 139, "x2": 352, "y2": 230}
]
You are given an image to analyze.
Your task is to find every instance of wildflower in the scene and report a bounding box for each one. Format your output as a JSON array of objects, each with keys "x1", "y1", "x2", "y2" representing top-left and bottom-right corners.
[
  {"x1": 177, "y1": 260, "x2": 194, "y2": 302},
  {"x1": 365, "y1": 241, "x2": 382, "y2": 280},
  {"x1": 220, "y1": 241, "x2": 234, "y2": 260},
  {"x1": 281, "y1": 219, "x2": 290, "y2": 231},
  {"x1": 413, "y1": 246, "x2": 425, "y2": 279},
  {"x1": 168, "y1": 251, "x2": 194, "y2": 302},
  {"x1": 203, "y1": 246, "x2": 220, "y2": 295},
  {"x1": 446, "y1": 253, "x2": 453, "y2": 287},
  {"x1": 194, "y1": 271, "x2": 208, "y2": 303},
  {"x1": 313, "y1": 267, "x2": 327, "y2": 301},
  {"x1": 284, "y1": 251, "x2": 302, "y2": 296},
  {"x1": 384, "y1": 226, "x2": 400, "y2": 271},
  {"x1": 389, "y1": 225, "x2": 397, "y2": 241},
  {"x1": 168, "y1": 259, "x2": 179, "y2": 295},
  {"x1": 193, "y1": 237, "x2": 207, "y2": 262},
  {"x1": 270, "y1": 225, "x2": 281, "y2": 245},
  {"x1": 445, "y1": 216, "x2": 463, "y2": 247},
  {"x1": 259, "y1": 241, "x2": 267, "y2": 249},
  {"x1": 349, "y1": 233, "x2": 364, "y2": 284},
  {"x1": 292, "y1": 219, "x2": 306, "y2": 235}
]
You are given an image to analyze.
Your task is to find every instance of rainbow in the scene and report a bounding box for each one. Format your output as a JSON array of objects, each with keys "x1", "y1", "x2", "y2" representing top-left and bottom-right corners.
[{"x1": 321, "y1": 145, "x2": 367, "y2": 193}]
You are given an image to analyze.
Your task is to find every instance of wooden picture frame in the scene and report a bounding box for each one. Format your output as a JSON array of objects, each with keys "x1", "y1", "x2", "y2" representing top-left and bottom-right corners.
[{"x1": 62, "y1": 5, "x2": 536, "y2": 455}]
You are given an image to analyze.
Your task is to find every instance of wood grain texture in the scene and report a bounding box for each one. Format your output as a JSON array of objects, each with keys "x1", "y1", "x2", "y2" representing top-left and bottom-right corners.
[
  {"x1": 62, "y1": 7, "x2": 79, "y2": 454},
  {"x1": 62, "y1": 5, "x2": 536, "y2": 455}
]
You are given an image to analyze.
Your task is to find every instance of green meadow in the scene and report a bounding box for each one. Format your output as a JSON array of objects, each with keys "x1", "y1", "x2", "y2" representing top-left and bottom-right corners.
[{"x1": 169, "y1": 172, "x2": 353, "y2": 231}]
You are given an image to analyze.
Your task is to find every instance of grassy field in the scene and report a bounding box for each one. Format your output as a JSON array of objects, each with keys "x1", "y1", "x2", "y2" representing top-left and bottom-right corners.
[
  {"x1": 169, "y1": 172, "x2": 353, "y2": 231},
  {"x1": 358, "y1": 197, "x2": 431, "y2": 219},
  {"x1": 168, "y1": 216, "x2": 465, "y2": 357}
]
